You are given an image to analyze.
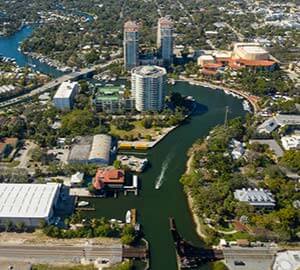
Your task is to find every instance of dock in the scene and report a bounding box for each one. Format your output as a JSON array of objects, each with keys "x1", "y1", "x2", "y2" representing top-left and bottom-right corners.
[{"x1": 169, "y1": 217, "x2": 224, "y2": 269}]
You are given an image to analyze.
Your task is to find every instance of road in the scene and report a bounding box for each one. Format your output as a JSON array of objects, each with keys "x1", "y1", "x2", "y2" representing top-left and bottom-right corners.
[
  {"x1": 0, "y1": 244, "x2": 123, "y2": 264},
  {"x1": 0, "y1": 57, "x2": 121, "y2": 109}
]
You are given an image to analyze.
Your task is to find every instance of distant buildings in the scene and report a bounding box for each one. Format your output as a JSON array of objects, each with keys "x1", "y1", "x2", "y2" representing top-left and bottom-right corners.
[
  {"x1": 94, "y1": 85, "x2": 135, "y2": 113},
  {"x1": 234, "y1": 188, "x2": 276, "y2": 209},
  {"x1": 157, "y1": 17, "x2": 174, "y2": 65},
  {"x1": 123, "y1": 21, "x2": 139, "y2": 70},
  {"x1": 93, "y1": 167, "x2": 125, "y2": 191},
  {"x1": 131, "y1": 65, "x2": 167, "y2": 112},
  {"x1": 123, "y1": 17, "x2": 174, "y2": 69},
  {"x1": 0, "y1": 183, "x2": 61, "y2": 227},
  {"x1": 68, "y1": 134, "x2": 112, "y2": 165},
  {"x1": 198, "y1": 43, "x2": 276, "y2": 77},
  {"x1": 53, "y1": 81, "x2": 79, "y2": 110}
]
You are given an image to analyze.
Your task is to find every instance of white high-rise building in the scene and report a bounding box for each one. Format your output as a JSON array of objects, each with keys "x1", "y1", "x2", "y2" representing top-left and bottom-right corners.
[
  {"x1": 131, "y1": 65, "x2": 167, "y2": 112},
  {"x1": 53, "y1": 81, "x2": 79, "y2": 110},
  {"x1": 124, "y1": 21, "x2": 139, "y2": 70},
  {"x1": 157, "y1": 17, "x2": 173, "y2": 65}
]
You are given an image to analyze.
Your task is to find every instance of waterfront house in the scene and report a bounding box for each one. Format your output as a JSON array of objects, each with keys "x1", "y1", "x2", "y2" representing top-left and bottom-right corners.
[{"x1": 93, "y1": 167, "x2": 125, "y2": 190}]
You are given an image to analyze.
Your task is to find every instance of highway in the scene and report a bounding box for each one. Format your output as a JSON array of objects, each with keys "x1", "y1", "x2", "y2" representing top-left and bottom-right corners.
[
  {"x1": 0, "y1": 244, "x2": 123, "y2": 264},
  {"x1": 0, "y1": 57, "x2": 121, "y2": 109}
]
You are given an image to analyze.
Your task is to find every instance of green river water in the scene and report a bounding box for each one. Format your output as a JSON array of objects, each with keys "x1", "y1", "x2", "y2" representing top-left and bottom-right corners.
[{"x1": 86, "y1": 81, "x2": 245, "y2": 270}]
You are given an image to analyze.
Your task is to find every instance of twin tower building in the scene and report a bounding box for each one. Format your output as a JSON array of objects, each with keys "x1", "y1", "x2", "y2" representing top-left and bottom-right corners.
[{"x1": 124, "y1": 18, "x2": 174, "y2": 112}]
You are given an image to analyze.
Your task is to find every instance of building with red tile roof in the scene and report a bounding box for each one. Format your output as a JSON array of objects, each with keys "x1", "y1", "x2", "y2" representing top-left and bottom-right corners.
[{"x1": 93, "y1": 167, "x2": 125, "y2": 190}]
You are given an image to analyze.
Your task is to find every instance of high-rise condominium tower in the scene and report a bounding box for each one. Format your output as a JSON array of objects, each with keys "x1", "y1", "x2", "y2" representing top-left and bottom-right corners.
[
  {"x1": 123, "y1": 21, "x2": 139, "y2": 70},
  {"x1": 131, "y1": 65, "x2": 167, "y2": 112},
  {"x1": 157, "y1": 17, "x2": 173, "y2": 66}
]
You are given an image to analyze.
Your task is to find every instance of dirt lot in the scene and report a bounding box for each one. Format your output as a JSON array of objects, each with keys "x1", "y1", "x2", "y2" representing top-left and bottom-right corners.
[{"x1": 0, "y1": 231, "x2": 120, "y2": 246}]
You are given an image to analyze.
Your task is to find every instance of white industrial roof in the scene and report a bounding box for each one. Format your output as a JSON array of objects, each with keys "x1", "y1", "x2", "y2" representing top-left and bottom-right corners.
[
  {"x1": 89, "y1": 134, "x2": 112, "y2": 163},
  {"x1": 54, "y1": 81, "x2": 78, "y2": 99},
  {"x1": 0, "y1": 183, "x2": 60, "y2": 219}
]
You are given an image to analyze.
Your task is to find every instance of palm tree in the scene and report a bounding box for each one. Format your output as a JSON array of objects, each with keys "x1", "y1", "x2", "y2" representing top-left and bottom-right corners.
[
  {"x1": 15, "y1": 221, "x2": 25, "y2": 232},
  {"x1": 4, "y1": 220, "x2": 13, "y2": 232}
]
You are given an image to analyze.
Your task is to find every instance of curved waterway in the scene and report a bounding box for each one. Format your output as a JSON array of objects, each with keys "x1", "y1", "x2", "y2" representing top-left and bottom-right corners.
[
  {"x1": 1, "y1": 27, "x2": 246, "y2": 270},
  {"x1": 0, "y1": 26, "x2": 62, "y2": 77},
  {"x1": 86, "y1": 82, "x2": 246, "y2": 269}
]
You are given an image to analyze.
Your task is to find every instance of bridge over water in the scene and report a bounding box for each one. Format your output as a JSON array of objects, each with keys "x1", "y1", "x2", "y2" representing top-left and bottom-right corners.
[{"x1": 0, "y1": 58, "x2": 121, "y2": 109}]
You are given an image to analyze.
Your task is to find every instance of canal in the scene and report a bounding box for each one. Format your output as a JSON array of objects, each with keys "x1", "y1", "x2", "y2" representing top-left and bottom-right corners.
[
  {"x1": 0, "y1": 27, "x2": 245, "y2": 269},
  {"x1": 0, "y1": 25, "x2": 62, "y2": 77},
  {"x1": 87, "y1": 82, "x2": 245, "y2": 270}
]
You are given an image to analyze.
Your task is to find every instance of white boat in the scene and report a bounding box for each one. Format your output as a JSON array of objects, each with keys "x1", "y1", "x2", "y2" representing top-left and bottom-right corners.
[
  {"x1": 125, "y1": 210, "x2": 131, "y2": 224},
  {"x1": 78, "y1": 201, "x2": 89, "y2": 207},
  {"x1": 243, "y1": 100, "x2": 252, "y2": 112}
]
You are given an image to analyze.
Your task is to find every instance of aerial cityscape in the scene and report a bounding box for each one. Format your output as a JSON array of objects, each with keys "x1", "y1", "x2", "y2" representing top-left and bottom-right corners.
[{"x1": 0, "y1": 0, "x2": 299, "y2": 270}]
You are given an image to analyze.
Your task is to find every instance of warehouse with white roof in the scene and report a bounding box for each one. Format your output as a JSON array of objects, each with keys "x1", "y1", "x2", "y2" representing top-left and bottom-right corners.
[{"x1": 0, "y1": 183, "x2": 61, "y2": 227}]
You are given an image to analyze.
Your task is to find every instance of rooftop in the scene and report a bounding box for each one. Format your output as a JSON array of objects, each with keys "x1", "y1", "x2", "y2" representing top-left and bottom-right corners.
[
  {"x1": 132, "y1": 65, "x2": 166, "y2": 77},
  {"x1": 0, "y1": 183, "x2": 60, "y2": 219},
  {"x1": 234, "y1": 188, "x2": 275, "y2": 207},
  {"x1": 54, "y1": 81, "x2": 78, "y2": 99}
]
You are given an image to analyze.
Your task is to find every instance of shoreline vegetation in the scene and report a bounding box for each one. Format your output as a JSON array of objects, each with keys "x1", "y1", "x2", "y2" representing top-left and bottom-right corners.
[{"x1": 185, "y1": 152, "x2": 207, "y2": 240}]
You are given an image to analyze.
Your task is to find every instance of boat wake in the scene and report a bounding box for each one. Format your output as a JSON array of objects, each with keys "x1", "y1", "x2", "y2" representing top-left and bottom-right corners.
[{"x1": 155, "y1": 154, "x2": 173, "y2": 190}]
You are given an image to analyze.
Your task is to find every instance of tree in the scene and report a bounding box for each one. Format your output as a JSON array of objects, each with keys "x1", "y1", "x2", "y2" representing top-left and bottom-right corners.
[
  {"x1": 15, "y1": 221, "x2": 26, "y2": 232},
  {"x1": 4, "y1": 220, "x2": 13, "y2": 232}
]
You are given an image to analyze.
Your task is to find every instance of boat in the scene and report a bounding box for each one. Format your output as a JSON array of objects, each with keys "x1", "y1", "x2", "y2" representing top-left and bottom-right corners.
[
  {"x1": 125, "y1": 210, "x2": 131, "y2": 224},
  {"x1": 78, "y1": 201, "x2": 89, "y2": 207},
  {"x1": 243, "y1": 100, "x2": 252, "y2": 112}
]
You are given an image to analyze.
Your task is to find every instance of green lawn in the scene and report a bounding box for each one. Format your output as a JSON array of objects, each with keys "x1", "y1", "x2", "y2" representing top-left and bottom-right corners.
[{"x1": 109, "y1": 120, "x2": 162, "y2": 140}]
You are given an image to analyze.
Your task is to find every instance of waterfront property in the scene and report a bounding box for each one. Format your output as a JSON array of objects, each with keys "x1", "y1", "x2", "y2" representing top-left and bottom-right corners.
[
  {"x1": 93, "y1": 167, "x2": 125, "y2": 190},
  {"x1": 234, "y1": 188, "x2": 276, "y2": 209},
  {"x1": 94, "y1": 85, "x2": 135, "y2": 113},
  {"x1": 0, "y1": 183, "x2": 61, "y2": 227},
  {"x1": 68, "y1": 134, "x2": 112, "y2": 165},
  {"x1": 131, "y1": 65, "x2": 167, "y2": 112},
  {"x1": 53, "y1": 81, "x2": 79, "y2": 110}
]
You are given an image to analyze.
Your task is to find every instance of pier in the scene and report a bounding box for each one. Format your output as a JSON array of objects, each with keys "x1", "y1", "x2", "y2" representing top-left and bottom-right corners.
[{"x1": 169, "y1": 217, "x2": 224, "y2": 269}]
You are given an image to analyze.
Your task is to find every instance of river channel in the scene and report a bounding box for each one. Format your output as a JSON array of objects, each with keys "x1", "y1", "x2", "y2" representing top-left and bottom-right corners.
[{"x1": 0, "y1": 27, "x2": 245, "y2": 270}]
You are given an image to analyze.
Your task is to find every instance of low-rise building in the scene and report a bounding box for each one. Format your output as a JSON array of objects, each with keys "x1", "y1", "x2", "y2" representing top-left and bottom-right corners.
[
  {"x1": 93, "y1": 167, "x2": 125, "y2": 190},
  {"x1": 257, "y1": 114, "x2": 300, "y2": 134},
  {"x1": 53, "y1": 81, "x2": 79, "y2": 110},
  {"x1": 94, "y1": 86, "x2": 134, "y2": 113},
  {"x1": 70, "y1": 172, "x2": 84, "y2": 187},
  {"x1": 0, "y1": 183, "x2": 61, "y2": 227},
  {"x1": 281, "y1": 135, "x2": 300, "y2": 150},
  {"x1": 234, "y1": 188, "x2": 276, "y2": 209},
  {"x1": 68, "y1": 134, "x2": 112, "y2": 165}
]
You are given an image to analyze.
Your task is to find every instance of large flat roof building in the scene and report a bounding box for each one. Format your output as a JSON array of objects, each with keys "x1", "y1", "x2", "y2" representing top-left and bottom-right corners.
[{"x1": 0, "y1": 183, "x2": 61, "y2": 227}]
